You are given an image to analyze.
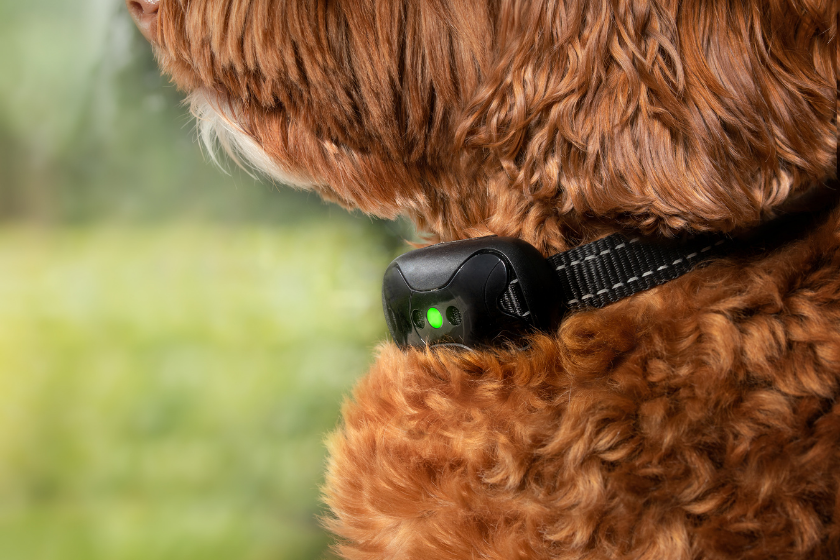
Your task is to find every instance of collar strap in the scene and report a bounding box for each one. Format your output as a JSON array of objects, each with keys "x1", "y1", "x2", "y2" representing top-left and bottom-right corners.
[
  {"x1": 547, "y1": 233, "x2": 724, "y2": 311},
  {"x1": 543, "y1": 179, "x2": 840, "y2": 313},
  {"x1": 494, "y1": 233, "x2": 725, "y2": 322}
]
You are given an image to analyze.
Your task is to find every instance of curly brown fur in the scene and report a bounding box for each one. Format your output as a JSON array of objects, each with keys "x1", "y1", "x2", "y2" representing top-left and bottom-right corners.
[
  {"x1": 325, "y1": 207, "x2": 840, "y2": 559},
  {"x1": 153, "y1": 0, "x2": 836, "y2": 251},
  {"x1": 141, "y1": 0, "x2": 839, "y2": 558}
]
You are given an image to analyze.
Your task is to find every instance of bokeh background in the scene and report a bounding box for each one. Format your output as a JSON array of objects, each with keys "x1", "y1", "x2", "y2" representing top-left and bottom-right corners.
[{"x1": 0, "y1": 1, "x2": 413, "y2": 558}]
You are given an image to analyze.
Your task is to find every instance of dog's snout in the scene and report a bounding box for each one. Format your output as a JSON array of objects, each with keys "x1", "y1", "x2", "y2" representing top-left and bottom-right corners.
[{"x1": 126, "y1": 0, "x2": 160, "y2": 44}]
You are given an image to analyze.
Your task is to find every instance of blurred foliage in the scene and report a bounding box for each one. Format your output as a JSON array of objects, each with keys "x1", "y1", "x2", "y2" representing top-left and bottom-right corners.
[
  {"x1": 0, "y1": 224, "x2": 395, "y2": 560},
  {"x1": 0, "y1": 1, "x2": 413, "y2": 559}
]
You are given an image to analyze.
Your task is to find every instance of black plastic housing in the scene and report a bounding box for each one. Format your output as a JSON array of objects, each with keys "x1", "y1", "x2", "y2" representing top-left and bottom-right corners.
[{"x1": 382, "y1": 237, "x2": 563, "y2": 349}]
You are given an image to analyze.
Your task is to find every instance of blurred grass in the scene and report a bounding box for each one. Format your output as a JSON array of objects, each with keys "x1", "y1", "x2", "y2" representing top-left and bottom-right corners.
[{"x1": 0, "y1": 222, "x2": 398, "y2": 560}]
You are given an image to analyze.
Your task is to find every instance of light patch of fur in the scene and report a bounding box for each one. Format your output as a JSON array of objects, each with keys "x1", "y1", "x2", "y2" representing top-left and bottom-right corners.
[{"x1": 188, "y1": 89, "x2": 314, "y2": 188}]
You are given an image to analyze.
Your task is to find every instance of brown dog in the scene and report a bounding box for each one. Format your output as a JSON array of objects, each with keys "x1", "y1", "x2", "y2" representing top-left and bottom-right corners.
[{"x1": 128, "y1": 0, "x2": 839, "y2": 557}]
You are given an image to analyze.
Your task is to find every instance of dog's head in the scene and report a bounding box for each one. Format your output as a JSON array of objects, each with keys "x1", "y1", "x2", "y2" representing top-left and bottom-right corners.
[{"x1": 129, "y1": 0, "x2": 837, "y2": 252}]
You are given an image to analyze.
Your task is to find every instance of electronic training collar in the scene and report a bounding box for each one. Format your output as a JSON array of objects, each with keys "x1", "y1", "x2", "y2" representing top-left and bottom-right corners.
[
  {"x1": 382, "y1": 180, "x2": 840, "y2": 350},
  {"x1": 382, "y1": 233, "x2": 725, "y2": 349}
]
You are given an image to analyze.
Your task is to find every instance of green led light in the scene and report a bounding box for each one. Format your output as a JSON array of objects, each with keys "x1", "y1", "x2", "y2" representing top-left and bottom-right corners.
[{"x1": 427, "y1": 307, "x2": 443, "y2": 329}]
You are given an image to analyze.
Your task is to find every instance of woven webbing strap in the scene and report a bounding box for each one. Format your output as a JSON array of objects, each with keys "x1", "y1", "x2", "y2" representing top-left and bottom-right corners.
[{"x1": 547, "y1": 233, "x2": 726, "y2": 311}]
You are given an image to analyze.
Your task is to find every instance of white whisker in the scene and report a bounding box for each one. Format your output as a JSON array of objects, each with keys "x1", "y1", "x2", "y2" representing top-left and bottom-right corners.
[{"x1": 187, "y1": 89, "x2": 314, "y2": 188}]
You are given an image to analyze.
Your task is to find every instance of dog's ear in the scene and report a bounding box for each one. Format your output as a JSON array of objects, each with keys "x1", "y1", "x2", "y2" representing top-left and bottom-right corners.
[{"x1": 457, "y1": 0, "x2": 837, "y2": 235}]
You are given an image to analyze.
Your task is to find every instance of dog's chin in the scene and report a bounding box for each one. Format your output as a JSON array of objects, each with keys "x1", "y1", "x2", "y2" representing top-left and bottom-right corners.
[{"x1": 187, "y1": 89, "x2": 315, "y2": 189}]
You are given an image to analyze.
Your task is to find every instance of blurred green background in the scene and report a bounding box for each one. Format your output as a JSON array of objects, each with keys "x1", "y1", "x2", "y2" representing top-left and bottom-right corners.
[{"x1": 0, "y1": 1, "x2": 412, "y2": 558}]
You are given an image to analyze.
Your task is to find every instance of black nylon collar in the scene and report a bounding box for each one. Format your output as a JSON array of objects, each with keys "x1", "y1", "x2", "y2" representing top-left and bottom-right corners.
[
  {"x1": 544, "y1": 178, "x2": 839, "y2": 312},
  {"x1": 547, "y1": 233, "x2": 725, "y2": 311}
]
